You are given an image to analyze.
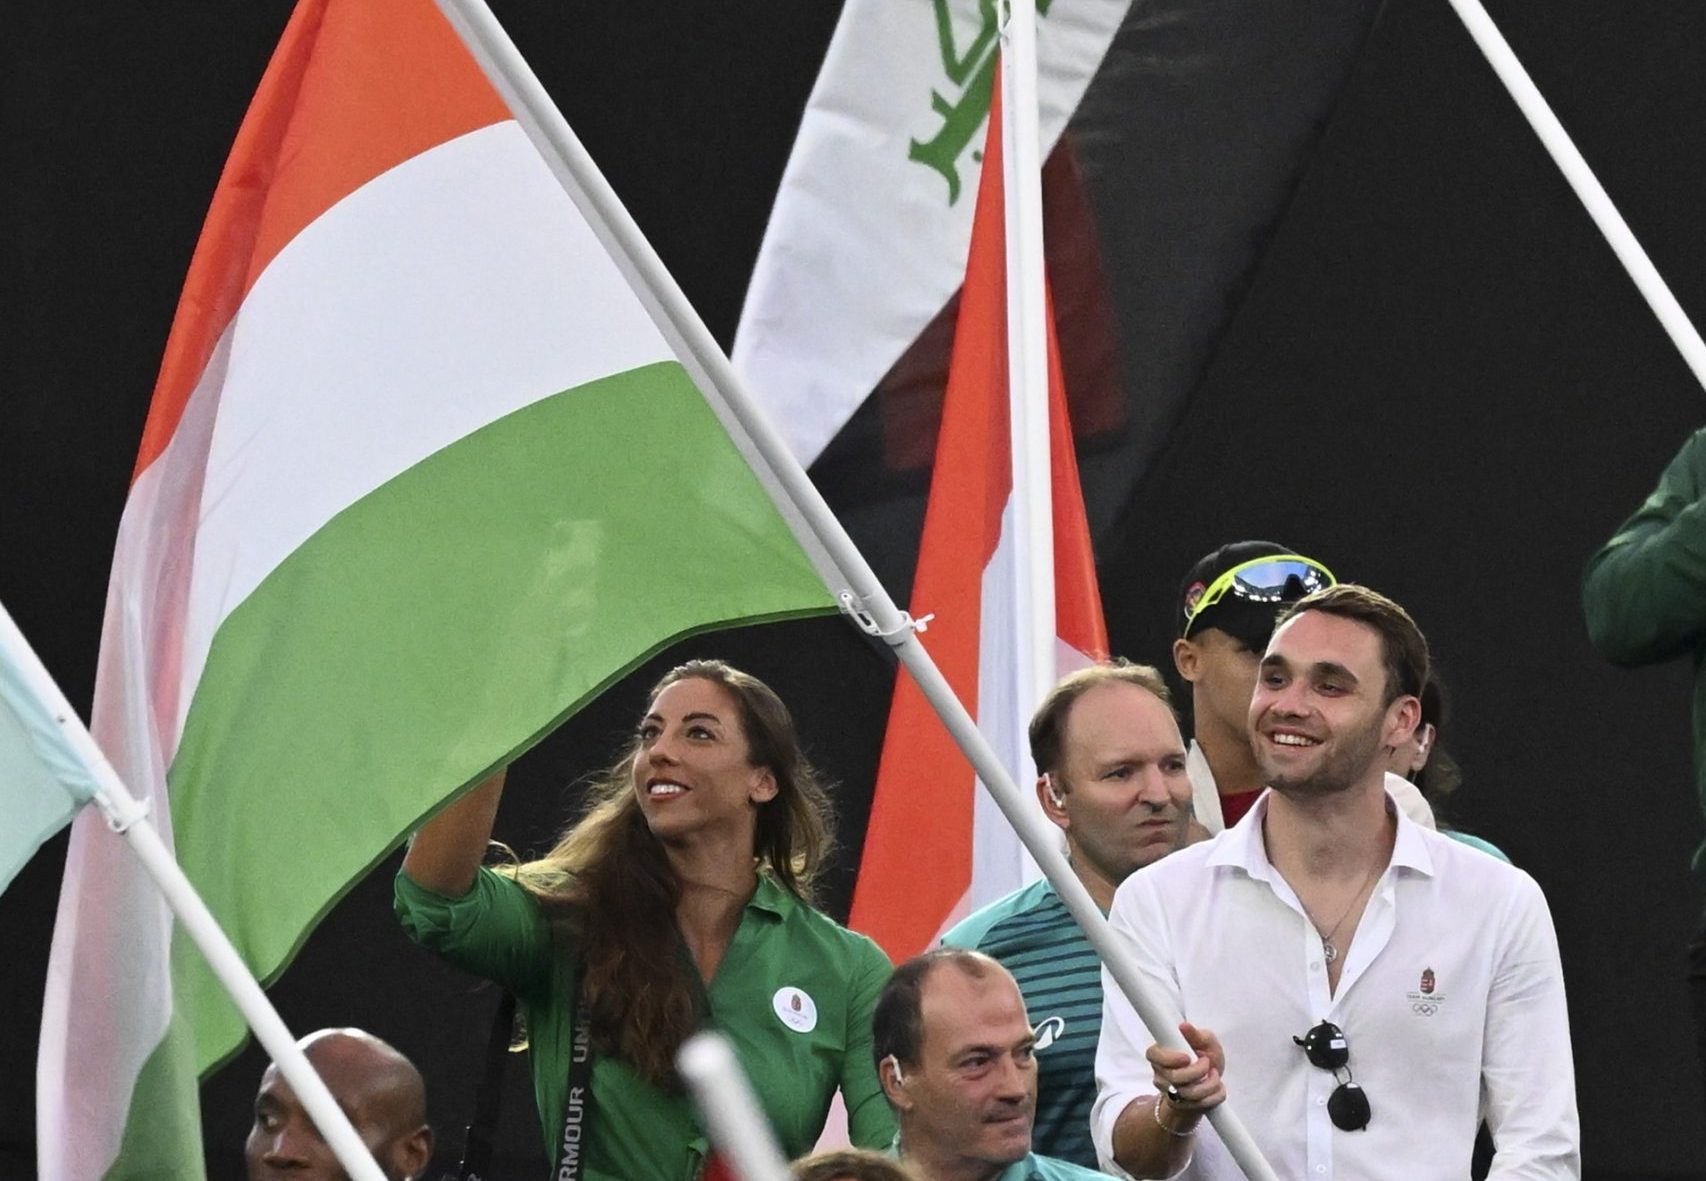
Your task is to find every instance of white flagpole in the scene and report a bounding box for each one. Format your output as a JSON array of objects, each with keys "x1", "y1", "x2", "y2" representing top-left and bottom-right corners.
[
  {"x1": 433, "y1": 4, "x2": 1280, "y2": 1177},
  {"x1": 1001, "y1": 0, "x2": 1057, "y2": 733},
  {"x1": 679, "y1": 1033, "x2": 793, "y2": 1181},
  {"x1": 1, "y1": 607, "x2": 388, "y2": 1181},
  {"x1": 1446, "y1": 0, "x2": 1706, "y2": 392}
]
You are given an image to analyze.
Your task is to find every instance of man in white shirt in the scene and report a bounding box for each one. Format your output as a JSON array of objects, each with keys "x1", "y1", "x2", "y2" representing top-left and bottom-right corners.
[{"x1": 1093, "y1": 584, "x2": 1579, "y2": 1179}]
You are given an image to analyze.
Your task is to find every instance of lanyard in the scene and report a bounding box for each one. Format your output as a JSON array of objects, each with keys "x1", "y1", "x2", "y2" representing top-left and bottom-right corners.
[{"x1": 554, "y1": 984, "x2": 597, "y2": 1181}]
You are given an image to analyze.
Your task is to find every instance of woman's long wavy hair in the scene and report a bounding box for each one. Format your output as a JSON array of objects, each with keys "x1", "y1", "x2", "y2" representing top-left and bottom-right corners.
[{"x1": 508, "y1": 660, "x2": 834, "y2": 1088}]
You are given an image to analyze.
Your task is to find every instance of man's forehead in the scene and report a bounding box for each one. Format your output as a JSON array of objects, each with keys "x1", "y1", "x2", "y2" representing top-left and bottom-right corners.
[
  {"x1": 1266, "y1": 610, "x2": 1382, "y2": 671},
  {"x1": 919, "y1": 963, "x2": 1029, "y2": 1051},
  {"x1": 1063, "y1": 681, "x2": 1184, "y2": 753},
  {"x1": 255, "y1": 1064, "x2": 301, "y2": 1110}
]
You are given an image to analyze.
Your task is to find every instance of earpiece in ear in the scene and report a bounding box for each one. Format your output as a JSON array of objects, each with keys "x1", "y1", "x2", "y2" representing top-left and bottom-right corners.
[
  {"x1": 885, "y1": 1053, "x2": 907, "y2": 1086},
  {"x1": 1044, "y1": 774, "x2": 1066, "y2": 808}
]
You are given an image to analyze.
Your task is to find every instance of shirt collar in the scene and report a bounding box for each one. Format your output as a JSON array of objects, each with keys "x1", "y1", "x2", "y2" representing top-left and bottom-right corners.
[
  {"x1": 748, "y1": 870, "x2": 798, "y2": 919},
  {"x1": 889, "y1": 1141, "x2": 1042, "y2": 1181},
  {"x1": 1207, "y1": 786, "x2": 1437, "y2": 880}
]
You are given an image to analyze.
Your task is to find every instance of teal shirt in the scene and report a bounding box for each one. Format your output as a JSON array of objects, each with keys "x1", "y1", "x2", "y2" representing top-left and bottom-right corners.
[
  {"x1": 1584, "y1": 424, "x2": 1706, "y2": 881},
  {"x1": 892, "y1": 1146, "x2": 1104, "y2": 1181},
  {"x1": 1445, "y1": 829, "x2": 1511, "y2": 863},
  {"x1": 994, "y1": 1151, "x2": 1108, "y2": 1180},
  {"x1": 396, "y1": 867, "x2": 896, "y2": 1179},
  {"x1": 942, "y1": 879, "x2": 1101, "y2": 1168}
]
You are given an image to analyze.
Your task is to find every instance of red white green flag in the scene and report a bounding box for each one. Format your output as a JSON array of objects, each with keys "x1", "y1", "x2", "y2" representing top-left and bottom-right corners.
[
  {"x1": 38, "y1": 2, "x2": 835, "y2": 1176},
  {"x1": 848, "y1": 78, "x2": 1107, "y2": 959}
]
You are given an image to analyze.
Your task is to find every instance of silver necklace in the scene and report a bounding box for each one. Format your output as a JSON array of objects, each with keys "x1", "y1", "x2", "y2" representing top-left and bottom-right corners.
[{"x1": 1301, "y1": 864, "x2": 1381, "y2": 964}]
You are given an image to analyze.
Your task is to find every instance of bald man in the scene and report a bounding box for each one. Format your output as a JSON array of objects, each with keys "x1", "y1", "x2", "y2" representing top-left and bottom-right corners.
[{"x1": 245, "y1": 1028, "x2": 433, "y2": 1181}]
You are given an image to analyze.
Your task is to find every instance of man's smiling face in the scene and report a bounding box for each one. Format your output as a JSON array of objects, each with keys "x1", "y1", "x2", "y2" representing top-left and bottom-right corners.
[{"x1": 1249, "y1": 609, "x2": 1411, "y2": 798}]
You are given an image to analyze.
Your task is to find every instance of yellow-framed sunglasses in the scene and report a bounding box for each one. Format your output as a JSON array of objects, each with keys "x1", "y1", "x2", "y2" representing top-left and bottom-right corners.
[{"x1": 1181, "y1": 555, "x2": 1336, "y2": 639}]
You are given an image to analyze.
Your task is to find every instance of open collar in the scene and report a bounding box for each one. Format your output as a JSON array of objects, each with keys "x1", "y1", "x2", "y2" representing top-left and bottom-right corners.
[{"x1": 1207, "y1": 787, "x2": 1437, "y2": 881}]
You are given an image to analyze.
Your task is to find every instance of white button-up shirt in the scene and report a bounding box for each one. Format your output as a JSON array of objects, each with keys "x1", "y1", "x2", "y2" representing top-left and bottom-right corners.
[{"x1": 1092, "y1": 792, "x2": 1579, "y2": 1179}]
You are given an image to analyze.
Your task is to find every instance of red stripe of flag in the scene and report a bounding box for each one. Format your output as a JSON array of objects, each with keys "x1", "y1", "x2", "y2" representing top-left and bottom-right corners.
[{"x1": 850, "y1": 64, "x2": 1106, "y2": 961}]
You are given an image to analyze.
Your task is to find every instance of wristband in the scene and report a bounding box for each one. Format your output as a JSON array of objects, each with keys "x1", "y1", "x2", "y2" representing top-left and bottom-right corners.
[{"x1": 1152, "y1": 1094, "x2": 1195, "y2": 1138}]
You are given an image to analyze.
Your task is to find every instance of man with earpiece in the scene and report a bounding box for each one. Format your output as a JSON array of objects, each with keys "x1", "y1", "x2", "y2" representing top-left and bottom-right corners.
[
  {"x1": 872, "y1": 948, "x2": 1105, "y2": 1181},
  {"x1": 942, "y1": 662, "x2": 1194, "y2": 1168}
]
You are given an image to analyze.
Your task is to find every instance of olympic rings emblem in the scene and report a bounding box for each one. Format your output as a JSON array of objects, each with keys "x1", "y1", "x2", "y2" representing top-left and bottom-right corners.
[{"x1": 1411, "y1": 1002, "x2": 1438, "y2": 1016}]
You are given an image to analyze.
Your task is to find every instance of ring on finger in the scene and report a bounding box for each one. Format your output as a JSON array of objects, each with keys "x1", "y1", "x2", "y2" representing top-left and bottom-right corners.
[{"x1": 1165, "y1": 1084, "x2": 1184, "y2": 1104}]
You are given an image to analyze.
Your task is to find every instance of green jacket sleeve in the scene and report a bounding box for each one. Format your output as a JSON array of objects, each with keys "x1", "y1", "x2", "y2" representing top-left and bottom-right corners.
[
  {"x1": 1583, "y1": 428, "x2": 1706, "y2": 665},
  {"x1": 394, "y1": 865, "x2": 556, "y2": 1002},
  {"x1": 841, "y1": 936, "x2": 898, "y2": 1149}
]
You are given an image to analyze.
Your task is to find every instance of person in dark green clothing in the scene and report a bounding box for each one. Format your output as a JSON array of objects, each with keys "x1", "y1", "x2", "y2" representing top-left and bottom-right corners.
[
  {"x1": 396, "y1": 659, "x2": 896, "y2": 1179},
  {"x1": 1583, "y1": 425, "x2": 1706, "y2": 1102}
]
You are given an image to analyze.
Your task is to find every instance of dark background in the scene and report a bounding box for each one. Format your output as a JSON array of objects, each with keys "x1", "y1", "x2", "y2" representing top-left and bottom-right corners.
[{"x1": 4, "y1": 1, "x2": 1706, "y2": 1177}]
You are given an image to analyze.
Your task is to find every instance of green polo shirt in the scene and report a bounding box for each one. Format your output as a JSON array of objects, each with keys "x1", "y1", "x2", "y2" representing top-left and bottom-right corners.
[{"x1": 396, "y1": 867, "x2": 896, "y2": 1179}]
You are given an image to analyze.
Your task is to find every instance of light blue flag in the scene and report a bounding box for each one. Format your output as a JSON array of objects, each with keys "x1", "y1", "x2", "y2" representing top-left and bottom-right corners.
[{"x1": 0, "y1": 602, "x2": 100, "y2": 895}]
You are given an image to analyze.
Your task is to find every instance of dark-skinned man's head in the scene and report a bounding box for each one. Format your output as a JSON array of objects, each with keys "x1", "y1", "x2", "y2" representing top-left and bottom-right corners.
[{"x1": 245, "y1": 1028, "x2": 432, "y2": 1181}]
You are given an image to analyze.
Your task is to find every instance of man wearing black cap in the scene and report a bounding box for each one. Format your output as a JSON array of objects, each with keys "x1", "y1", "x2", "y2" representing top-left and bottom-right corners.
[{"x1": 1172, "y1": 542, "x2": 1336, "y2": 833}]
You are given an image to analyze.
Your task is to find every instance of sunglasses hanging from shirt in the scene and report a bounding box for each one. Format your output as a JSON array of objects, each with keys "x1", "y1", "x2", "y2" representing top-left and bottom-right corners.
[
  {"x1": 1293, "y1": 1020, "x2": 1372, "y2": 1131},
  {"x1": 1181, "y1": 556, "x2": 1336, "y2": 639}
]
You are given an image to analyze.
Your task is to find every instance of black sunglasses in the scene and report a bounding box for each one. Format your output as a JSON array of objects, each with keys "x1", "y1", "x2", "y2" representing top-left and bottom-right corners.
[{"x1": 1293, "y1": 1020, "x2": 1372, "y2": 1131}]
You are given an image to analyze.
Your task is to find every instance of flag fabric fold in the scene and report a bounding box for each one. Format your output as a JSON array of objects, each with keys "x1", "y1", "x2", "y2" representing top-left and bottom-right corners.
[
  {"x1": 732, "y1": 0, "x2": 1129, "y2": 465},
  {"x1": 0, "y1": 604, "x2": 99, "y2": 897},
  {"x1": 39, "y1": 2, "x2": 835, "y2": 1177},
  {"x1": 848, "y1": 75, "x2": 1107, "y2": 961}
]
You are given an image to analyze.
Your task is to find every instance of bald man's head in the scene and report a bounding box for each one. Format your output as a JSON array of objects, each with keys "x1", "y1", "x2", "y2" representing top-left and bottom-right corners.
[{"x1": 245, "y1": 1028, "x2": 432, "y2": 1181}]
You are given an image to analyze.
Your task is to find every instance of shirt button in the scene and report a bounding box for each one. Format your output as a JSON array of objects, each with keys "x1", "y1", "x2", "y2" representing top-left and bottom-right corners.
[
  {"x1": 1316, "y1": 1096, "x2": 1327, "y2": 1106},
  {"x1": 1315, "y1": 1166, "x2": 1327, "y2": 1174},
  {"x1": 1309, "y1": 961, "x2": 1322, "y2": 972}
]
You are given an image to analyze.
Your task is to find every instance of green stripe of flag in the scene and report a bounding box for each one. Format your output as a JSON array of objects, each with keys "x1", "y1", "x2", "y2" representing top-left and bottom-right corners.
[{"x1": 168, "y1": 360, "x2": 836, "y2": 1072}]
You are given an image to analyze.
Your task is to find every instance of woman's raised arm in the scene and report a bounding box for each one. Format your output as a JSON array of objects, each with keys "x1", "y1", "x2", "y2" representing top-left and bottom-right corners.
[{"x1": 400, "y1": 768, "x2": 507, "y2": 896}]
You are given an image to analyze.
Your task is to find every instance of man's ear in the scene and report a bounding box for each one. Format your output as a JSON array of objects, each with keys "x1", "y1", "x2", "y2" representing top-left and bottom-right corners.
[
  {"x1": 394, "y1": 1125, "x2": 433, "y2": 1180},
  {"x1": 748, "y1": 767, "x2": 779, "y2": 805},
  {"x1": 1037, "y1": 774, "x2": 1069, "y2": 830},
  {"x1": 880, "y1": 1055, "x2": 913, "y2": 1111},
  {"x1": 1385, "y1": 694, "x2": 1422, "y2": 749},
  {"x1": 1172, "y1": 637, "x2": 1199, "y2": 683}
]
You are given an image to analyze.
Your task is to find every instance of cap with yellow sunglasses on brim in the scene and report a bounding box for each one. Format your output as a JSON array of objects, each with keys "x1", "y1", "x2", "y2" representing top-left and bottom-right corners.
[{"x1": 1178, "y1": 540, "x2": 1337, "y2": 649}]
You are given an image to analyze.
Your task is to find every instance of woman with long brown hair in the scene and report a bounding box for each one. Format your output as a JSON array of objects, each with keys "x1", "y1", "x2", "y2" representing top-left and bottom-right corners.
[{"x1": 397, "y1": 659, "x2": 895, "y2": 1179}]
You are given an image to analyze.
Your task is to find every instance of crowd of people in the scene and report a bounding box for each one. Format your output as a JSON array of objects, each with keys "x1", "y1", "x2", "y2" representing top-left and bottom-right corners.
[{"x1": 241, "y1": 463, "x2": 1706, "y2": 1179}]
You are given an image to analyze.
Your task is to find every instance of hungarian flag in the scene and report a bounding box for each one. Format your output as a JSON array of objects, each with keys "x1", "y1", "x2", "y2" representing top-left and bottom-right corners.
[
  {"x1": 37, "y1": 2, "x2": 835, "y2": 1177},
  {"x1": 847, "y1": 77, "x2": 1107, "y2": 959}
]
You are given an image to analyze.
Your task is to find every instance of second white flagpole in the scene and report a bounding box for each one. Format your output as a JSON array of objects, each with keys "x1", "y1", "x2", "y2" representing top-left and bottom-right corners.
[
  {"x1": 1001, "y1": 0, "x2": 1057, "y2": 741},
  {"x1": 1447, "y1": 0, "x2": 1706, "y2": 393}
]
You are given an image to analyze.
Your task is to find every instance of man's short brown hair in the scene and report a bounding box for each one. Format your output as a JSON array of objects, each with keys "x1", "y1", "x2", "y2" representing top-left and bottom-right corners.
[
  {"x1": 1276, "y1": 584, "x2": 1429, "y2": 704},
  {"x1": 1028, "y1": 659, "x2": 1173, "y2": 777},
  {"x1": 792, "y1": 1149, "x2": 921, "y2": 1181}
]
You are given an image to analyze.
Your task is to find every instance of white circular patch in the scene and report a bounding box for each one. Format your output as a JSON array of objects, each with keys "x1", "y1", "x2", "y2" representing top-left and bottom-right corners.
[{"x1": 771, "y1": 986, "x2": 818, "y2": 1033}]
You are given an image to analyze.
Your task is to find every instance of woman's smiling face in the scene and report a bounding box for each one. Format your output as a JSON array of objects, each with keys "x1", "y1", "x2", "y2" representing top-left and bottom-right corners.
[{"x1": 632, "y1": 676, "x2": 777, "y2": 843}]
